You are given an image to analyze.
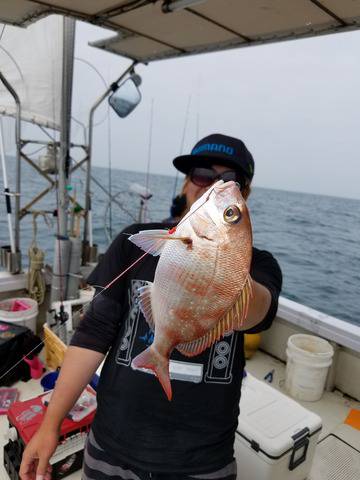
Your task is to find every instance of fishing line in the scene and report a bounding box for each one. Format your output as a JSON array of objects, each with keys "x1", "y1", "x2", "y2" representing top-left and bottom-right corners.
[
  {"x1": 74, "y1": 57, "x2": 109, "y2": 129},
  {"x1": 172, "y1": 95, "x2": 192, "y2": 198},
  {"x1": 0, "y1": 186, "x2": 216, "y2": 381},
  {"x1": 0, "y1": 25, "x2": 5, "y2": 42},
  {"x1": 39, "y1": 125, "x2": 56, "y2": 142},
  {"x1": 107, "y1": 101, "x2": 113, "y2": 240},
  {"x1": 24, "y1": 145, "x2": 46, "y2": 157},
  {"x1": 0, "y1": 251, "x2": 149, "y2": 382},
  {"x1": 143, "y1": 98, "x2": 154, "y2": 223},
  {"x1": 0, "y1": 45, "x2": 24, "y2": 82},
  {"x1": 175, "y1": 184, "x2": 216, "y2": 229}
]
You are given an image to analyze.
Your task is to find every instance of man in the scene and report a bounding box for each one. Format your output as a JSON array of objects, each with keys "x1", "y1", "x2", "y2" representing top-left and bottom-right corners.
[{"x1": 20, "y1": 134, "x2": 282, "y2": 480}]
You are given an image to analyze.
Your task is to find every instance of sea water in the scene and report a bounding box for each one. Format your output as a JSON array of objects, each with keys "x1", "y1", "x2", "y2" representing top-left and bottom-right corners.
[{"x1": 0, "y1": 163, "x2": 359, "y2": 326}]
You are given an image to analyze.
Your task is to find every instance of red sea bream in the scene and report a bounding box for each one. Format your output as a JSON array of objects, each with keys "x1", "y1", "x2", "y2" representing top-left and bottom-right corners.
[{"x1": 129, "y1": 180, "x2": 253, "y2": 400}]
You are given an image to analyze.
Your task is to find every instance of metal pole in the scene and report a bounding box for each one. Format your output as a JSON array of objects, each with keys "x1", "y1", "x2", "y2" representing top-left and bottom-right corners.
[
  {"x1": 58, "y1": 17, "x2": 76, "y2": 237},
  {"x1": 84, "y1": 61, "x2": 137, "y2": 246},
  {"x1": 0, "y1": 118, "x2": 15, "y2": 254},
  {"x1": 0, "y1": 71, "x2": 21, "y2": 253},
  {"x1": 49, "y1": 17, "x2": 75, "y2": 306}
]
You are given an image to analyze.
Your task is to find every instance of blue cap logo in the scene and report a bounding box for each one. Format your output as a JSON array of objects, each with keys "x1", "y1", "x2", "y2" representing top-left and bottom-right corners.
[{"x1": 192, "y1": 143, "x2": 234, "y2": 156}]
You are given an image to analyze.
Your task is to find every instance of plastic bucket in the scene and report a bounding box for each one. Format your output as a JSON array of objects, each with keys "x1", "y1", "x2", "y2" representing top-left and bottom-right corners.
[
  {"x1": 0, "y1": 297, "x2": 38, "y2": 333},
  {"x1": 285, "y1": 334, "x2": 334, "y2": 401},
  {"x1": 40, "y1": 371, "x2": 99, "y2": 392},
  {"x1": 41, "y1": 371, "x2": 59, "y2": 391},
  {"x1": 90, "y1": 374, "x2": 100, "y2": 391}
]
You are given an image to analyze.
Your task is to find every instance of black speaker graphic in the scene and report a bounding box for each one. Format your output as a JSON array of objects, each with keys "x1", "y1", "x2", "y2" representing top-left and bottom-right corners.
[
  {"x1": 205, "y1": 331, "x2": 238, "y2": 384},
  {"x1": 116, "y1": 279, "x2": 145, "y2": 366}
]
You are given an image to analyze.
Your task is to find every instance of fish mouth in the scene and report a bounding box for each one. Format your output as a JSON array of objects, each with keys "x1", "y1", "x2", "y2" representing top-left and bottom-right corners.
[
  {"x1": 213, "y1": 180, "x2": 242, "y2": 197},
  {"x1": 190, "y1": 216, "x2": 216, "y2": 241},
  {"x1": 213, "y1": 180, "x2": 238, "y2": 191},
  {"x1": 197, "y1": 233, "x2": 214, "y2": 241}
]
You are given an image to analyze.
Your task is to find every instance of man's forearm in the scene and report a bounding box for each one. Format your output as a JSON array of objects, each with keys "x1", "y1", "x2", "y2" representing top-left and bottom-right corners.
[
  {"x1": 41, "y1": 346, "x2": 104, "y2": 432},
  {"x1": 239, "y1": 279, "x2": 271, "y2": 331}
]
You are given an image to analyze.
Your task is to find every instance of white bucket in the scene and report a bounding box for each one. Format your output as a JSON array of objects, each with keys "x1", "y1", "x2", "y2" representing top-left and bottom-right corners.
[
  {"x1": 285, "y1": 334, "x2": 334, "y2": 402},
  {"x1": 0, "y1": 297, "x2": 38, "y2": 334}
]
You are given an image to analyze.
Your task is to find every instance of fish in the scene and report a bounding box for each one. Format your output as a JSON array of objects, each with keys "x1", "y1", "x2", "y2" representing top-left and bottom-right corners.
[{"x1": 128, "y1": 180, "x2": 253, "y2": 400}]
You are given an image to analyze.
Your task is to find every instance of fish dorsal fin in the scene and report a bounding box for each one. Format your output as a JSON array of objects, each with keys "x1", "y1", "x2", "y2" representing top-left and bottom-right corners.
[
  {"x1": 138, "y1": 281, "x2": 155, "y2": 331},
  {"x1": 176, "y1": 276, "x2": 253, "y2": 357},
  {"x1": 128, "y1": 229, "x2": 170, "y2": 256}
]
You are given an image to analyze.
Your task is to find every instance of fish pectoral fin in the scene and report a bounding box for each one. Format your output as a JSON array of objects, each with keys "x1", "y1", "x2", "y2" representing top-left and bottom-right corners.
[
  {"x1": 128, "y1": 229, "x2": 170, "y2": 256},
  {"x1": 176, "y1": 276, "x2": 253, "y2": 357},
  {"x1": 138, "y1": 282, "x2": 155, "y2": 331},
  {"x1": 128, "y1": 229, "x2": 192, "y2": 255}
]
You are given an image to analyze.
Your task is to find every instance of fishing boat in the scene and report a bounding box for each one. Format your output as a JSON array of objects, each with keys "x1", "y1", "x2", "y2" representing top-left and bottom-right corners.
[{"x1": 0, "y1": 2, "x2": 359, "y2": 479}]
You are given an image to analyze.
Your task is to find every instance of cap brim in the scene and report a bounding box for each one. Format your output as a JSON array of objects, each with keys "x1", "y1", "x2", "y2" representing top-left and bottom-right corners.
[
  {"x1": 172, "y1": 155, "x2": 202, "y2": 174},
  {"x1": 173, "y1": 154, "x2": 249, "y2": 177}
]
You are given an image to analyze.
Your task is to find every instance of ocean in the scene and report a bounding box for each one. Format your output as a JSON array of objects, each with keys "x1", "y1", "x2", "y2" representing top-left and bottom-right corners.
[{"x1": 1, "y1": 162, "x2": 359, "y2": 326}]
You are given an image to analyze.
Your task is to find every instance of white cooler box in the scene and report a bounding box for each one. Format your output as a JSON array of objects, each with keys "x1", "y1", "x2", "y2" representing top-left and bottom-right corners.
[{"x1": 235, "y1": 373, "x2": 322, "y2": 480}]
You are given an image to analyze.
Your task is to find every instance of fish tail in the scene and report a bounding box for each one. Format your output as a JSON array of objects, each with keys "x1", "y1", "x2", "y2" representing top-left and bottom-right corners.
[{"x1": 131, "y1": 346, "x2": 172, "y2": 401}]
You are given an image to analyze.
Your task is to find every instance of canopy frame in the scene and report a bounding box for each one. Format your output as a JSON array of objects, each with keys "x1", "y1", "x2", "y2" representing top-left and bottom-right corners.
[{"x1": 0, "y1": 1, "x2": 359, "y2": 63}]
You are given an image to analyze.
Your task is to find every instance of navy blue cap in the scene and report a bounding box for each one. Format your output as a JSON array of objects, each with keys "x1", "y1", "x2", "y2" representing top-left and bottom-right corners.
[{"x1": 173, "y1": 133, "x2": 254, "y2": 182}]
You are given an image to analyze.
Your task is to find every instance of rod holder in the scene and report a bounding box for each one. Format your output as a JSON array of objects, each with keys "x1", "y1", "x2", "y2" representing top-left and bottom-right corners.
[
  {"x1": 82, "y1": 241, "x2": 98, "y2": 265},
  {"x1": 0, "y1": 246, "x2": 22, "y2": 273}
]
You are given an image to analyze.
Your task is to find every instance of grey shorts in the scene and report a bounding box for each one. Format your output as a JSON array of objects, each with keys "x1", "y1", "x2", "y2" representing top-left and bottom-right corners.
[{"x1": 82, "y1": 430, "x2": 237, "y2": 480}]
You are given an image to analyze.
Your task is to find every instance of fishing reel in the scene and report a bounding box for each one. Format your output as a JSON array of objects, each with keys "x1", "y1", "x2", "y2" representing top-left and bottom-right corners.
[{"x1": 48, "y1": 304, "x2": 69, "y2": 327}]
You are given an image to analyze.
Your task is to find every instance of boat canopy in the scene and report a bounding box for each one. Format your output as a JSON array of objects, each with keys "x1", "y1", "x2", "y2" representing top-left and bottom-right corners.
[
  {"x1": 1, "y1": 1, "x2": 360, "y2": 62},
  {"x1": 0, "y1": 15, "x2": 63, "y2": 129}
]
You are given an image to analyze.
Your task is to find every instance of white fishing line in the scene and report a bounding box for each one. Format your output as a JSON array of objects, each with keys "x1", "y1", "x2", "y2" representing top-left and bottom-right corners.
[{"x1": 0, "y1": 186, "x2": 217, "y2": 381}]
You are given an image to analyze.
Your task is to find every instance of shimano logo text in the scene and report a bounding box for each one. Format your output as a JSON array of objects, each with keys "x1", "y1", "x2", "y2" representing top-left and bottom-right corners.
[{"x1": 192, "y1": 143, "x2": 234, "y2": 156}]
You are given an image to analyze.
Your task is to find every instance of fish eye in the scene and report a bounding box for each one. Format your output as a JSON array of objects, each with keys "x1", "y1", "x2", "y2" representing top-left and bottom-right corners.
[{"x1": 223, "y1": 205, "x2": 242, "y2": 224}]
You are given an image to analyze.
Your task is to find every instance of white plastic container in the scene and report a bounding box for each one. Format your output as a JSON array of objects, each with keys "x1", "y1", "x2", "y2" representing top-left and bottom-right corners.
[
  {"x1": 0, "y1": 297, "x2": 38, "y2": 333},
  {"x1": 235, "y1": 373, "x2": 322, "y2": 480},
  {"x1": 285, "y1": 334, "x2": 334, "y2": 401}
]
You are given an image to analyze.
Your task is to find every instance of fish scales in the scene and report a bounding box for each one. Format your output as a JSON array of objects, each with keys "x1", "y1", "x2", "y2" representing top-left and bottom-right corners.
[{"x1": 129, "y1": 180, "x2": 253, "y2": 400}]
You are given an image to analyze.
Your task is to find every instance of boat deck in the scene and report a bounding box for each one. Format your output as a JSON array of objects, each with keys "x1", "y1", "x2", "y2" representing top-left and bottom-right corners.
[{"x1": 0, "y1": 350, "x2": 359, "y2": 480}]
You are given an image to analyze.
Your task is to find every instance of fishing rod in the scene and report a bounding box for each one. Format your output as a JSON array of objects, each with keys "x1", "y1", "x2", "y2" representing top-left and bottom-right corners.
[
  {"x1": 0, "y1": 117, "x2": 16, "y2": 255},
  {"x1": 172, "y1": 95, "x2": 192, "y2": 198}
]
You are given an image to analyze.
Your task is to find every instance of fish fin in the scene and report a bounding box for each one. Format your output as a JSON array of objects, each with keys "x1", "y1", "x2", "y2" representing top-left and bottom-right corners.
[
  {"x1": 128, "y1": 229, "x2": 192, "y2": 255},
  {"x1": 128, "y1": 229, "x2": 169, "y2": 256},
  {"x1": 177, "y1": 329, "x2": 217, "y2": 357},
  {"x1": 131, "y1": 346, "x2": 172, "y2": 401},
  {"x1": 215, "y1": 275, "x2": 253, "y2": 332},
  {"x1": 230, "y1": 275, "x2": 253, "y2": 329},
  {"x1": 138, "y1": 282, "x2": 155, "y2": 331},
  {"x1": 176, "y1": 276, "x2": 253, "y2": 357}
]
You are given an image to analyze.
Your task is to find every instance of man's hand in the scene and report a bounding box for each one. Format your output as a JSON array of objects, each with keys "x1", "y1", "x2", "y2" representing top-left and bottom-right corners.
[
  {"x1": 19, "y1": 346, "x2": 104, "y2": 479},
  {"x1": 20, "y1": 426, "x2": 59, "y2": 480}
]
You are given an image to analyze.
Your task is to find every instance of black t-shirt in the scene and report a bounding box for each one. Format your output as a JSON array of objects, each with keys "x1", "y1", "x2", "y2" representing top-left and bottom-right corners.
[{"x1": 71, "y1": 222, "x2": 282, "y2": 474}]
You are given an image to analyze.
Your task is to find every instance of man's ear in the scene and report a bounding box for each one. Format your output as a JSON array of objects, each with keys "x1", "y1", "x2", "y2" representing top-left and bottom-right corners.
[
  {"x1": 170, "y1": 194, "x2": 187, "y2": 218},
  {"x1": 181, "y1": 176, "x2": 191, "y2": 195}
]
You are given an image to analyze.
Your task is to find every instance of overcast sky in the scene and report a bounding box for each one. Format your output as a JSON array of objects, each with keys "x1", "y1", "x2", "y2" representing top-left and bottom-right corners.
[{"x1": 26, "y1": 21, "x2": 360, "y2": 200}]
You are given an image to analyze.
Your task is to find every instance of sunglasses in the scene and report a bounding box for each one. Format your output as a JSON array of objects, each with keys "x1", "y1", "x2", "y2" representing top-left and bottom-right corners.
[{"x1": 189, "y1": 167, "x2": 247, "y2": 190}]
